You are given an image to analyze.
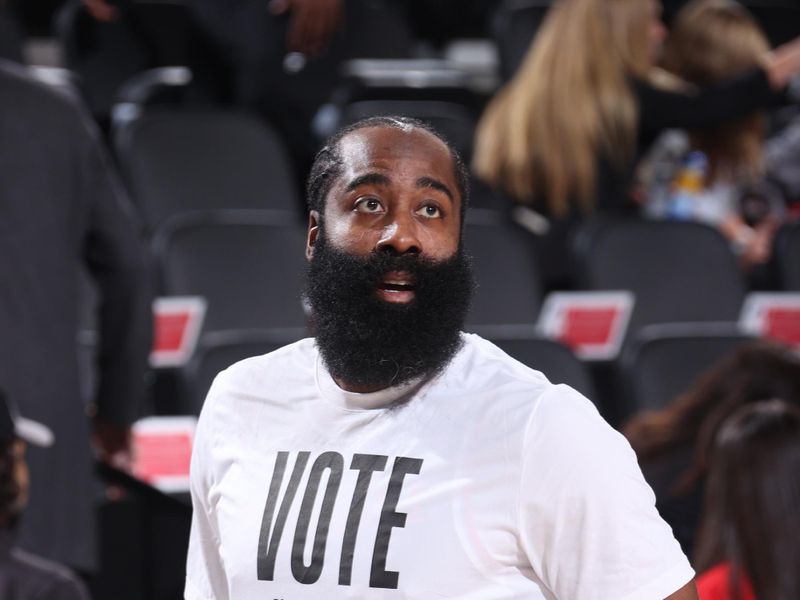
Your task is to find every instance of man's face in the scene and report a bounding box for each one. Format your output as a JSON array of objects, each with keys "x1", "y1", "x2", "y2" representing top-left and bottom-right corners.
[
  {"x1": 307, "y1": 126, "x2": 462, "y2": 294},
  {"x1": 305, "y1": 126, "x2": 472, "y2": 392}
]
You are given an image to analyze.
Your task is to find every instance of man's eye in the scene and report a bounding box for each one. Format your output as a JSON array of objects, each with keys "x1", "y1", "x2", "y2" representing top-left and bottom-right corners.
[
  {"x1": 355, "y1": 197, "x2": 383, "y2": 213},
  {"x1": 416, "y1": 204, "x2": 442, "y2": 218}
]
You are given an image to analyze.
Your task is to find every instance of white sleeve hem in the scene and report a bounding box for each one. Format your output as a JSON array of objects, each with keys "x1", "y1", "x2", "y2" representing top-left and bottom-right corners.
[{"x1": 619, "y1": 561, "x2": 695, "y2": 600}]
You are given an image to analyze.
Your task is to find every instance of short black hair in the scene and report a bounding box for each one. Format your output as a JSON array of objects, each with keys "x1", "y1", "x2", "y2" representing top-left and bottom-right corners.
[{"x1": 306, "y1": 116, "x2": 470, "y2": 219}]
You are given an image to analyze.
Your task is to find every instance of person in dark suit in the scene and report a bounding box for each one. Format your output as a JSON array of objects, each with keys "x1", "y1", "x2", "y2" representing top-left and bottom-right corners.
[
  {"x1": 0, "y1": 60, "x2": 152, "y2": 573},
  {"x1": 0, "y1": 388, "x2": 90, "y2": 600}
]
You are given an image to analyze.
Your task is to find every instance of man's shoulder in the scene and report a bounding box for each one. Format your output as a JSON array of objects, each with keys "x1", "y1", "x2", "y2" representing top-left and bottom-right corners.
[
  {"x1": 452, "y1": 333, "x2": 605, "y2": 431},
  {"x1": 451, "y1": 333, "x2": 553, "y2": 393},
  {"x1": 211, "y1": 337, "x2": 316, "y2": 394}
]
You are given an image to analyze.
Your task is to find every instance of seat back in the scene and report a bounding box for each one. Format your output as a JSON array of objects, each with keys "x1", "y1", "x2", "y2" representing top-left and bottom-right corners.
[
  {"x1": 574, "y1": 218, "x2": 746, "y2": 339},
  {"x1": 491, "y1": 0, "x2": 552, "y2": 81},
  {"x1": 621, "y1": 322, "x2": 756, "y2": 420},
  {"x1": 463, "y1": 209, "x2": 543, "y2": 336},
  {"x1": 153, "y1": 210, "x2": 309, "y2": 333},
  {"x1": 115, "y1": 110, "x2": 299, "y2": 232},
  {"x1": 775, "y1": 222, "x2": 800, "y2": 291}
]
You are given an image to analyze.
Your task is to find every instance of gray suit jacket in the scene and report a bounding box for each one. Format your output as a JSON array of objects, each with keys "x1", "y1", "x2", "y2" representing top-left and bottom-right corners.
[{"x1": 0, "y1": 60, "x2": 152, "y2": 571}]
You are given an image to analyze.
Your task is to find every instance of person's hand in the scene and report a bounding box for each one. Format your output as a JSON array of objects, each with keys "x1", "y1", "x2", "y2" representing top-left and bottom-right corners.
[
  {"x1": 764, "y1": 36, "x2": 800, "y2": 90},
  {"x1": 93, "y1": 419, "x2": 133, "y2": 471},
  {"x1": 82, "y1": 0, "x2": 118, "y2": 22},
  {"x1": 268, "y1": 0, "x2": 343, "y2": 57}
]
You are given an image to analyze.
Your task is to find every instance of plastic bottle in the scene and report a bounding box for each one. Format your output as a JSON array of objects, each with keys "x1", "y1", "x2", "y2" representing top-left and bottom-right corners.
[{"x1": 667, "y1": 150, "x2": 708, "y2": 220}]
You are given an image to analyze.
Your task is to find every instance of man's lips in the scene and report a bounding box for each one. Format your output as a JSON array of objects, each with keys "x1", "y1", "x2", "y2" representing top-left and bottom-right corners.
[{"x1": 376, "y1": 270, "x2": 416, "y2": 303}]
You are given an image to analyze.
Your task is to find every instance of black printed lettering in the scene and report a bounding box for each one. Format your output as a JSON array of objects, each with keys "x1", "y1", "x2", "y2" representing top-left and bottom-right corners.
[
  {"x1": 257, "y1": 451, "x2": 310, "y2": 581},
  {"x1": 338, "y1": 454, "x2": 388, "y2": 586},
  {"x1": 291, "y1": 451, "x2": 344, "y2": 584},
  {"x1": 370, "y1": 457, "x2": 423, "y2": 589}
]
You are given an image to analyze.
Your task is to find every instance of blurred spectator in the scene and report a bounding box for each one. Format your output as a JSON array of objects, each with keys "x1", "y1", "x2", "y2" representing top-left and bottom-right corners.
[
  {"x1": 766, "y1": 108, "x2": 800, "y2": 214},
  {"x1": 623, "y1": 341, "x2": 800, "y2": 557},
  {"x1": 693, "y1": 399, "x2": 800, "y2": 600},
  {"x1": 642, "y1": 0, "x2": 786, "y2": 270},
  {"x1": 0, "y1": 388, "x2": 90, "y2": 600},
  {"x1": 192, "y1": 0, "x2": 346, "y2": 181},
  {"x1": 473, "y1": 0, "x2": 800, "y2": 288},
  {"x1": 0, "y1": 60, "x2": 152, "y2": 573},
  {"x1": 0, "y1": 0, "x2": 23, "y2": 62}
]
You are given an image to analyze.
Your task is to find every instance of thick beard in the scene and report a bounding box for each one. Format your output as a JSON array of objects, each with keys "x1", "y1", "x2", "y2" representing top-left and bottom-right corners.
[{"x1": 306, "y1": 232, "x2": 474, "y2": 391}]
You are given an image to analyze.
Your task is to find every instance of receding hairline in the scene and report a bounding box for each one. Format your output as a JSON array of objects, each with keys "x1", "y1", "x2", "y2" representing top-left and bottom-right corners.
[{"x1": 323, "y1": 124, "x2": 464, "y2": 208}]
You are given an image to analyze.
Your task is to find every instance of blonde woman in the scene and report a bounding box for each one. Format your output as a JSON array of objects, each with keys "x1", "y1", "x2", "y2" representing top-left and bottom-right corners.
[
  {"x1": 645, "y1": 0, "x2": 784, "y2": 269},
  {"x1": 473, "y1": 0, "x2": 800, "y2": 285}
]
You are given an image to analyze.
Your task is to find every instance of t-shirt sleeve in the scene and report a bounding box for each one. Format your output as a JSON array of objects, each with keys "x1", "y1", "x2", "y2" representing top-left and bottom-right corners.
[
  {"x1": 185, "y1": 379, "x2": 230, "y2": 600},
  {"x1": 518, "y1": 384, "x2": 694, "y2": 600}
]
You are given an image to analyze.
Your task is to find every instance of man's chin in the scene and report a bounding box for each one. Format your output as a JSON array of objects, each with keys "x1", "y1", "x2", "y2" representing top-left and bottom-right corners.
[{"x1": 306, "y1": 232, "x2": 474, "y2": 390}]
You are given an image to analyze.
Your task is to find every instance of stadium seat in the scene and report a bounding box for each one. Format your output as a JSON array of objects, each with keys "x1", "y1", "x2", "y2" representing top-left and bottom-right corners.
[
  {"x1": 620, "y1": 322, "x2": 756, "y2": 420},
  {"x1": 573, "y1": 218, "x2": 746, "y2": 341},
  {"x1": 152, "y1": 210, "x2": 309, "y2": 334},
  {"x1": 114, "y1": 109, "x2": 300, "y2": 233},
  {"x1": 491, "y1": 0, "x2": 552, "y2": 81},
  {"x1": 775, "y1": 222, "x2": 800, "y2": 291},
  {"x1": 462, "y1": 209, "x2": 543, "y2": 337}
]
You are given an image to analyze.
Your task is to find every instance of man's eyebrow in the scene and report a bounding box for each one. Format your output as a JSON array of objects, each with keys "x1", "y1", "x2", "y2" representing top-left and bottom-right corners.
[
  {"x1": 344, "y1": 172, "x2": 391, "y2": 193},
  {"x1": 416, "y1": 176, "x2": 454, "y2": 202}
]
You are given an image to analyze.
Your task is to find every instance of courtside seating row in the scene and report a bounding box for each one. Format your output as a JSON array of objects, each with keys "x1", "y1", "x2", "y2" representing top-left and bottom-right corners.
[{"x1": 96, "y1": 199, "x2": 798, "y2": 420}]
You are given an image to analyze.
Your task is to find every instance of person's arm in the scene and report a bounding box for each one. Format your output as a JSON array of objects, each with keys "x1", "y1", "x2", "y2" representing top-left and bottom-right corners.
[
  {"x1": 75, "y1": 108, "x2": 152, "y2": 467},
  {"x1": 519, "y1": 385, "x2": 695, "y2": 599},
  {"x1": 268, "y1": 0, "x2": 343, "y2": 56},
  {"x1": 185, "y1": 378, "x2": 230, "y2": 600},
  {"x1": 636, "y1": 68, "x2": 780, "y2": 135},
  {"x1": 764, "y1": 36, "x2": 800, "y2": 90},
  {"x1": 666, "y1": 580, "x2": 699, "y2": 599},
  {"x1": 82, "y1": 0, "x2": 117, "y2": 21}
]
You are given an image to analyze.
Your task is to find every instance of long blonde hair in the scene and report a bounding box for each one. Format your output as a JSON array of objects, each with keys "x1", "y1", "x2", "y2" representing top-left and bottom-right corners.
[
  {"x1": 662, "y1": 0, "x2": 769, "y2": 183},
  {"x1": 473, "y1": 0, "x2": 655, "y2": 215}
]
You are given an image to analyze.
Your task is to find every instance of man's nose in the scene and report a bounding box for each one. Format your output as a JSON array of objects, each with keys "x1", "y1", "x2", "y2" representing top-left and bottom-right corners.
[{"x1": 375, "y1": 213, "x2": 421, "y2": 255}]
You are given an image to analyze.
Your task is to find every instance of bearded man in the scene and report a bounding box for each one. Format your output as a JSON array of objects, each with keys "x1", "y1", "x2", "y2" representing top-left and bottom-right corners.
[{"x1": 185, "y1": 117, "x2": 697, "y2": 600}]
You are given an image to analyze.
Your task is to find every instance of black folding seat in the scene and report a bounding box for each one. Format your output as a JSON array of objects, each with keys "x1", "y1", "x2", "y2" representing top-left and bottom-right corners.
[
  {"x1": 152, "y1": 210, "x2": 309, "y2": 334},
  {"x1": 574, "y1": 218, "x2": 746, "y2": 342},
  {"x1": 491, "y1": 0, "x2": 552, "y2": 81},
  {"x1": 462, "y1": 209, "x2": 543, "y2": 337},
  {"x1": 620, "y1": 322, "x2": 756, "y2": 421},
  {"x1": 775, "y1": 222, "x2": 800, "y2": 291},
  {"x1": 114, "y1": 109, "x2": 300, "y2": 233}
]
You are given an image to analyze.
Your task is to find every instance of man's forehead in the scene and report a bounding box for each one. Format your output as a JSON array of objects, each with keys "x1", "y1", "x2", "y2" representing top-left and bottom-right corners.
[
  {"x1": 333, "y1": 126, "x2": 459, "y2": 189},
  {"x1": 339, "y1": 126, "x2": 454, "y2": 168}
]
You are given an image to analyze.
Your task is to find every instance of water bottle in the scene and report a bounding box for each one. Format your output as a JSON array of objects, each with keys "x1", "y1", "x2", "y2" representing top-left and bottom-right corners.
[{"x1": 667, "y1": 151, "x2": 707, "y2": 220}]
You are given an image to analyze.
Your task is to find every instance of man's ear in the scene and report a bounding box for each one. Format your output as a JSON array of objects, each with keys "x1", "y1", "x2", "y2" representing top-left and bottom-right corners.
[{"x1": 306, "y1": 211, "x2": 320, "y2": 260}]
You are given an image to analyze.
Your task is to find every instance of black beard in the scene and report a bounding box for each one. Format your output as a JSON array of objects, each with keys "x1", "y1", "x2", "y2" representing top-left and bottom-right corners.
[{"x1": 306, "y1": 232, "x2": 474, "y2": 391}]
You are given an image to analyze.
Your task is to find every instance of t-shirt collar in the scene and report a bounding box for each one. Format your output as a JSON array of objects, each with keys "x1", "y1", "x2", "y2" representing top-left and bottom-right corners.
[{"x1": 314, "y1": 348, "x2": 427, "y2": 411}]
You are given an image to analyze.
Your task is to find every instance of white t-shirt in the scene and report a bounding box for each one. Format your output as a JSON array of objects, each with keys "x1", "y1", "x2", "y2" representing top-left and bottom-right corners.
[{"x1": 185, "y1": 334, "x2": 693, "y2": 600}]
